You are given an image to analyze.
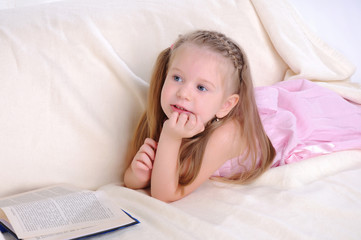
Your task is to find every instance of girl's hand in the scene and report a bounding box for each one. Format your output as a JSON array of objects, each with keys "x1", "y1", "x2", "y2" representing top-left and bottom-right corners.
[
  {"x1": 163, "y1": 112, "x2": 205, "y2": 140},
  {"x1": 130, "y1": 138, "x2": 157, "y2": 184}
]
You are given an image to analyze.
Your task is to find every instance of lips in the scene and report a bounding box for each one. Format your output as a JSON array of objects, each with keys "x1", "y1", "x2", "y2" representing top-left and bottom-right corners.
[{"x1": 171, "y1": 104, "x2": 192, "y2": 114}]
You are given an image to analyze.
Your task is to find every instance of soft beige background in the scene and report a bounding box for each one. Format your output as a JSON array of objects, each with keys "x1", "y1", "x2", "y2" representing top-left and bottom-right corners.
[{"x1": 1, "y1": 1, "x2": 361, "y2": 240}]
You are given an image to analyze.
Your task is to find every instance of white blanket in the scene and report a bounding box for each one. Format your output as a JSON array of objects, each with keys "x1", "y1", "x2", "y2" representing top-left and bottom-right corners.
[
  {"x1": 252, "y1": 0, "x2": 361, "y2": 103},
  {"x1": 95, "y1": 150, "x2": 361, "y2": 240},
  {"x1": 1, "y1": 0, "x2": 361, "y2": 239}
]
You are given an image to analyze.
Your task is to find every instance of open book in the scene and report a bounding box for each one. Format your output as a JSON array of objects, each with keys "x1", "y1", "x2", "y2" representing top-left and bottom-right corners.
[{"x1": 0, "y1": 184, "x2": 139, "y2": 240}]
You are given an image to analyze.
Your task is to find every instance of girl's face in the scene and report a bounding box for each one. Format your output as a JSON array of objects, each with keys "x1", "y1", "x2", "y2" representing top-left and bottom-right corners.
[{"x1": 161, "y1": 44, "x2": 239, "y2": 125}]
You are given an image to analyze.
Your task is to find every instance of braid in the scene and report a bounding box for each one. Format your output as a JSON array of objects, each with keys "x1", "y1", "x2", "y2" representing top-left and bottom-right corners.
[
  {"x1": 215, "y1": 33, "x2": 244, "y2": 71},
  {"x1": 171, "y1": 30, "x2": 245, "y2": 74}
]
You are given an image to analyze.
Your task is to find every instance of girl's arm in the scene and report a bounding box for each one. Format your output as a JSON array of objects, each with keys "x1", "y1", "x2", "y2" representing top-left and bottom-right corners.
[{"x1": 151, "y1": 112, "x2": 242, "y2": 202}]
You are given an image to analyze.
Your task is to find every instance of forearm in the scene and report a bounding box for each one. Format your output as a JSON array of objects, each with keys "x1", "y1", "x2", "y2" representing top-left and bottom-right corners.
[
  {"x1": 150, "y1": 132, "x2": 182, "y2": 202},
  {"x1": 150, "y1": 112, "x2": 205, "y2": 202},
  {"x1": 124, "y1": 167, "x2": 150, "y2": 189}
]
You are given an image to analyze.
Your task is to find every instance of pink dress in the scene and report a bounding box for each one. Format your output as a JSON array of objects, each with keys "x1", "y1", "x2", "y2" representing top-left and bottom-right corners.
[{"x1": 213, "y1": 79, "x2": 361, "y2": 178}]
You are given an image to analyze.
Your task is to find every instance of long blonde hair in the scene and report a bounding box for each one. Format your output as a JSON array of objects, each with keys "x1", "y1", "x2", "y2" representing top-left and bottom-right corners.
[{"x1": 127, "y1": 30, "x2": 275, "y2": 186}]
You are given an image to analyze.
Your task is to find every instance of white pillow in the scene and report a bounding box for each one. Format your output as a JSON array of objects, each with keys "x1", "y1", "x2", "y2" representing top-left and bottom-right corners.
[{"x1": 0, "y1": 0, "x2": 287, "y2": 197}]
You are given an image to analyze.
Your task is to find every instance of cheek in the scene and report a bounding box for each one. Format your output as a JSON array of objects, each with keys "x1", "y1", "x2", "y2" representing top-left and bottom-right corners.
[
  {"x1": 197, "y1": 103, "x2": 218, "y2": 123},
  {"x1": 160, "y1": 88, "x2": 166, "y2": 109},
  {"x1": 161, "y1": 80, "x2": 174, "y2": 101},
  {"x1": 160, "y1": 84, "x2": 170, "y2": 113},
  {"x1": 204, "y1": 97, "x2": 224, "y2": 118}
]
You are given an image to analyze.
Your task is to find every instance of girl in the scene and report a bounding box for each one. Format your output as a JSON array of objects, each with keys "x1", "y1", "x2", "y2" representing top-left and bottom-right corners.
[{"x1": 124, "y1": 30, "x2": 361, "y2": 202}]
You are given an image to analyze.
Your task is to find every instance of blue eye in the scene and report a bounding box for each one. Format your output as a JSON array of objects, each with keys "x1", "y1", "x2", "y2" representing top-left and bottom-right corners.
[
  {"x1": 173, "y1": 75, "x2": 182, "y2": 82},
  {"x1": 197, "y1": 85, "x2": 207, "y2": 92}
]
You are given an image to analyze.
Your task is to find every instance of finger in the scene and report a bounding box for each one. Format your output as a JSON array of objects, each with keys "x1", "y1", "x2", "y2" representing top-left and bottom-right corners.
[
  {"x1": 136, "y1": 160, "x2": 151, "y2": 171},
  {"x1": 139, "y1": 144, "x2": 156, "y2": 161},
  {"x1": 186, "y1": 113, "x2": 197, "y2": 129},
  {"x1": 177, "y1": 112, "x2": 189, "y2": 126},
  {"x1": 196, "y1": 115, "x2": 205, "y2": 132},
  {"x1": 135, "y1": 152, "x2": 153, "y2": 169},
  {"x1": 169, "y1": 111, "x2": 179, "y2": 124},
  {"x1": 188, "y1": 114, "x2": 205, "y2": 135},
  {"x1": 144, "y1": 138, "x2": 157, "y2": 150}
]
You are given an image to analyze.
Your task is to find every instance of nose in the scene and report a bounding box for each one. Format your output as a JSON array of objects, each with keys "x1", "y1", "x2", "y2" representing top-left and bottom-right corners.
[{"x1": 176, "y1": 85, "x2": 191, "y2": 101}]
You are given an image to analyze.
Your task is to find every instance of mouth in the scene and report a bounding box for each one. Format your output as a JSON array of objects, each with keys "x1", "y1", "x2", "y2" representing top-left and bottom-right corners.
[{"x1": 171, "y1": 104, "x2": 192, "y2": 114}]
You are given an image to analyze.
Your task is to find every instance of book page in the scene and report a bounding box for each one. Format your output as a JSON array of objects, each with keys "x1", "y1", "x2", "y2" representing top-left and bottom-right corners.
[
  {"x1": 0, "y1": 185, "x2": 80, "y2": 235},
  {"x1": 0, "y1": 186, "x2": 136, "y2": 239},
  {"x1": 0, "y1": 185, "x2": 80, "y2": 208}
]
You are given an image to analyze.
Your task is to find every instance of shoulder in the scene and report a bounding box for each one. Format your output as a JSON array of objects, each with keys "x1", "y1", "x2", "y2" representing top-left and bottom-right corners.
[
  {"x1": 209, "y1": 119, "x2": 242, "y2": 148},
  {"x1": 204, "y1": 119, "x2": 244, "y2": 164}
]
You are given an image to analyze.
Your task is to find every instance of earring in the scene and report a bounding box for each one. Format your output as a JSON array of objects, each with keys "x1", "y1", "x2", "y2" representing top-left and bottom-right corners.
[{"x1": 212, "y1": 117, "x2": 220, "y2": 123}]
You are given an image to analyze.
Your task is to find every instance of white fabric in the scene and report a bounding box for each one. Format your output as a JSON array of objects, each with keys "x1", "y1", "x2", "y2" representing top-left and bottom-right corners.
[
  {"x1": 252, "y1": 0, "x2": 361, "y2": 103},
  {"x1": 1, "y1": 0, "x2": 361, "y2": 239},
  {"x1": 288, "y1": 0, "x2": 361, "y2": 84},
  {"x1": 88, "y1": 150, "x2": 361, "y2": 240}
]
